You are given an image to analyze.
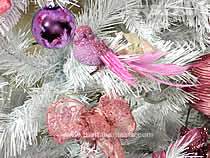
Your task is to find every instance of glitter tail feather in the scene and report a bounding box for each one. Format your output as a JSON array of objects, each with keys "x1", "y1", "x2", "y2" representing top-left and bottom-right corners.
[
  {"x1": 122, "y1": 51, "x2": 191, "y2": 87},
  {"x1": 100, "y1": 51, "x2": 136, "y2": 85}
]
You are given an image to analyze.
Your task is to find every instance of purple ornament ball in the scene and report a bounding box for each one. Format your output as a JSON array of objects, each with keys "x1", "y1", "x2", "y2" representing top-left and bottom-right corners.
[{"x1": 32, "y1": 6, "x2": 76, "y2": 49}]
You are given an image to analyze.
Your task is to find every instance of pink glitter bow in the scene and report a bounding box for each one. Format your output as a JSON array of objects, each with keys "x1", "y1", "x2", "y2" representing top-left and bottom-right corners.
[{"x1": 47, "y1": 95, "x2": 136, "y2": 158}]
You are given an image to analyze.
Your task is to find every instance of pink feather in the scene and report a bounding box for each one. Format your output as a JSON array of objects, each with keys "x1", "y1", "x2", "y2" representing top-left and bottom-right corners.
[
  {"x1": 123, "y1": 51, "x2": 189, "y2": 76},
  {"x1": 122, "y1": 51, "x2": 192, "y2": 87},
  {"x1": 100, "y1": 51, "x2": 135, "y2": 85},
  {"x1": 128, "y1": 62, "x2": 189, "y2": 76},
  {"x1": 121, "y1": 51, "x2": 167, "y2": 64}
]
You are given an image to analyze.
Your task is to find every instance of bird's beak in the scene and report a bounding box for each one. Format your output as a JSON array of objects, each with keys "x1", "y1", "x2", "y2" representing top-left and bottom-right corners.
[{"x1": 73, "y1": 33, "x2": 79, "y2": 43}]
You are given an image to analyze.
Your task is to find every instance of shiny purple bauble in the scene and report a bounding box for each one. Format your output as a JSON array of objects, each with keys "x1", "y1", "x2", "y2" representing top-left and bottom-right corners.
[{"x1": 32, "y1": 6, "x2": 76, "y2": 49}]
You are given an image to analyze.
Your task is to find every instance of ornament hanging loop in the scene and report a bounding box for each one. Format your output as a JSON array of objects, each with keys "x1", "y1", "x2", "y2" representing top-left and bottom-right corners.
[{"x1": 46, "y1": 0, "x2": 55, "y2": 8}]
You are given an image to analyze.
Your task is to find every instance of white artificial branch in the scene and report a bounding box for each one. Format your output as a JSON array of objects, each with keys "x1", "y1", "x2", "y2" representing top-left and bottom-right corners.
[
  {"x1": 0, "y1": 0, "x2": 208, "y2": 157},
  {"x1": 63, "y1": 54, "x2": 97, "y2": 91},
  {"x1": 0, "y1": 83, "x2": 58, "y2": 157},
  {"x1": 33, "y1": 0, "x2": 80, "y2": 8},
  {"x1": 0, "y1": 30, "x2": 67, "y2": 88},
  {"x1": 19, "y1": 138, "x2": 80, "y2": 158},
  {"x1": 0, "y1": 0, "x2": 29, "y2": 36},
  {"x1": 76, "y1": 0, "x2": 139, "y2": 38}
]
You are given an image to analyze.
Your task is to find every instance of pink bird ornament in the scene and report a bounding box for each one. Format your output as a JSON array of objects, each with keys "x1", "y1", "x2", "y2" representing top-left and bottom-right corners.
[{"x1": 73, "y1": 25, "x2": 190, "y2": 87}]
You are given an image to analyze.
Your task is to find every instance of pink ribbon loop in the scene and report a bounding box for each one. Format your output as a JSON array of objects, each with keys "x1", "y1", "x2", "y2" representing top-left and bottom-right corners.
[{"x1": 47, "y1": 95, "x2": 136, "y2": 158}]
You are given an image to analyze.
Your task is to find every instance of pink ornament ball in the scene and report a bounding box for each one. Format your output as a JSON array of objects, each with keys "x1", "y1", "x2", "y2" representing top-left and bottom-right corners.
[
  {"x1": 0, "y1": 0, "x2": 12, "y2": 15},
  {"x1": 32, "y1": 6, "x2": 76, "y2": 49}
]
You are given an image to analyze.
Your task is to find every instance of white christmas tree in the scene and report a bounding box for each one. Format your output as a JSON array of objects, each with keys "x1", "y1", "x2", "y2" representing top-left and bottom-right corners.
[{"x1": 0, "y1": 0, "x2": 209, "y2": 158}]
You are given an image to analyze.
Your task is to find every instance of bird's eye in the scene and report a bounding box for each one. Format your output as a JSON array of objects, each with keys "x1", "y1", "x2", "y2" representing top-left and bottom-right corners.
[{"x1": 83, "y1": 34, "x2": 87, "y2": 38}]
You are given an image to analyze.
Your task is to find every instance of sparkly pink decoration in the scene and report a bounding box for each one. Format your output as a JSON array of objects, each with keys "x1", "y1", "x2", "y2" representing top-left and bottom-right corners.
[
  {"x1": 47, "y1": 98, "x2": 87, "y2": 144},
  {"x1": 0, "y1": 0, "x2": 12, "y2": 15},
  {"x1": 185, "y1": 54, "x2": 210, "y2": 116},
  {"x1": 73, "y1": 25, "x2": 190, "y2": 87},
  {"x1": 152, "y1": 151, "x2": 166, "y2": 158},
  {"x1": 73, "y1": 25, "x2": 135, "y2": 85},
  {"x1": 47, "y1": 95, "x2": 136, "y2": 158},
  {"x1": 98, "y1": 96, "x2": 136, "y2": 137},
  {"x1": 177, "y1": 128, "x2": 208, "y2": 156},
  {"x1": 152, "y1": 127, "x2": 208, "y2": 158},
  {"x1": 32, "y1": 6, "x2": 76, "y2": 49}
]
